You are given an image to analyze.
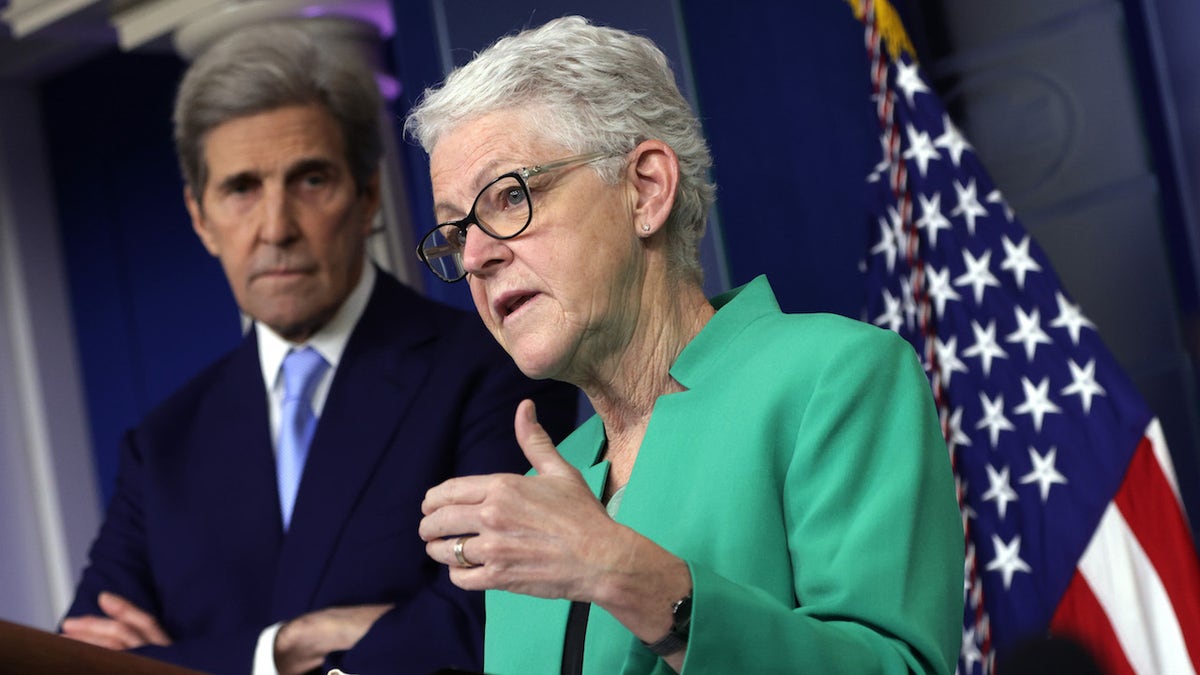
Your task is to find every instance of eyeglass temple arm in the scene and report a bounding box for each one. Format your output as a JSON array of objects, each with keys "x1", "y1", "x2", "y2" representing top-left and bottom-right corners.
[{"x1": 522, "y1": 151, "x2": 611, "y2": 178}]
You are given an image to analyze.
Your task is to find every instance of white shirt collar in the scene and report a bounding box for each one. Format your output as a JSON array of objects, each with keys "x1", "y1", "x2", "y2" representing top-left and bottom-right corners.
[{"x1": 257, "y1": 262, "x2": 376, "y2": 393}]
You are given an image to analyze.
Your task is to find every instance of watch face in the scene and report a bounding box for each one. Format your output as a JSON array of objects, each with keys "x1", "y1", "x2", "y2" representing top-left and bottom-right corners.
[
  {"x1": 644, "y1": 593, "x2": 694, "y2": 657},
  {"x1": 672, "y1": 594, "x2": 693, "y2": 632}
]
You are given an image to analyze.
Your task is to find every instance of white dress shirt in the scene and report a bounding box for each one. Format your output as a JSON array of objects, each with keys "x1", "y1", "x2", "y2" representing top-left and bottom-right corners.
[{"x1": 251, "y1": 263, "x2": 375, "y2": 675}]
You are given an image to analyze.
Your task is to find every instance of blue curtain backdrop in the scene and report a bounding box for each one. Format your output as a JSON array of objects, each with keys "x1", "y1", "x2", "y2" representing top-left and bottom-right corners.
[
  {"x1": 681, "y1": 1, "x2": 877, "y2": 316},
  {"x1": 42, "y1": 51, "x2": 239, "y2": 504}
]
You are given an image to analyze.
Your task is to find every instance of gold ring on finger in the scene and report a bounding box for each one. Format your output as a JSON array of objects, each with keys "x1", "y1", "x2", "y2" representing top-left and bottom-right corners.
[{"x1": 453, "y1": 535, "x2": 480, "y2": 568}]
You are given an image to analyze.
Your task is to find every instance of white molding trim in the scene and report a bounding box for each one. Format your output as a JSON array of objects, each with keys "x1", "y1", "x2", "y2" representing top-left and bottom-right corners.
[
  {"x1": 0, "y1": 87, "x2": 100, "y2": 626},
  {"x1": 0, "y1": 0, "x2": 100, "y2": 38},
  {"x1": 110, "y1": 0, "x2": 227, "y2": 51},
  {"x1": 374, "y1": 108, "x2": 421, "y2": 290}
]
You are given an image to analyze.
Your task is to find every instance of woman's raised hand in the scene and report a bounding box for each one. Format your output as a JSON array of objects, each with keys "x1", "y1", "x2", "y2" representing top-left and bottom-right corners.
[{"x1": 419, "y1": 399, "x2": 621, "y2": 601}]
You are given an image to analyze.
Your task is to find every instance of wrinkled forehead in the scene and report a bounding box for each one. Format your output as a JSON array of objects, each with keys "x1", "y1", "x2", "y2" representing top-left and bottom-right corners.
[
  {"x1": 200, "y1": 104, "x2": 347, "y2": 177},
  {"x1": 429, "y1": 110, "x2": 567, "y2": 215}
]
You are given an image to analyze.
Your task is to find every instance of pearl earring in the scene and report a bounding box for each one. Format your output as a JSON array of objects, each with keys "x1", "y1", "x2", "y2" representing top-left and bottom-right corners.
[{"x1": 641, "y1": 223, "x2": 651, "y2": 232}]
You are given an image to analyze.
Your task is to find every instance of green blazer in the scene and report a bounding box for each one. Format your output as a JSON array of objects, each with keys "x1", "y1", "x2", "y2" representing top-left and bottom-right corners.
[{"x1": 485, "y1": 276, "x2": 963, "y2": 674}]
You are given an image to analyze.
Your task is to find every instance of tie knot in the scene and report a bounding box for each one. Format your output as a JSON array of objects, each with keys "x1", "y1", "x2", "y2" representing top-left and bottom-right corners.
[{"x1": 281, "y1": 347, "x2": 329, "y2": 403}]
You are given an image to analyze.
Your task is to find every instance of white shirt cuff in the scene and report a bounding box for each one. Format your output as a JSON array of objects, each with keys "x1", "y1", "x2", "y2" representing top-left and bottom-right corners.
[{"x1": 253, "y1": 622, "x2": 285, "y2": 675}]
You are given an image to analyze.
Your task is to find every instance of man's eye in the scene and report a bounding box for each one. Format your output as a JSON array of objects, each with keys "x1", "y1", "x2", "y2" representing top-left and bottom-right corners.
[
  {"x1": 301, "y1": 172, "x2": 328, "y2": 188},
  {"x1": 226, "y1": 178, "x2": 257, "y2": 195}
]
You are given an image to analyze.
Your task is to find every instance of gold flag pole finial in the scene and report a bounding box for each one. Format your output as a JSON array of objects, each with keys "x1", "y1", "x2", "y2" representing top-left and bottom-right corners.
[{"x1": 845, "y1": 0, "x2": 917, "y2": 63}]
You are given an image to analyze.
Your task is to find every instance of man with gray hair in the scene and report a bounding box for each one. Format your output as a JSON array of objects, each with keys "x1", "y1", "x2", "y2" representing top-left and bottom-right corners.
[{"x1": 59, "y1": 19, "x2": 576, "y2": 675}]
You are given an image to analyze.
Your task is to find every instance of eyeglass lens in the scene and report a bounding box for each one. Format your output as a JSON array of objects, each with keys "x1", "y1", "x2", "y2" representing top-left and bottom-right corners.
[{"x1": 419, "y1": 175, "x2": 532, "y2": 281}]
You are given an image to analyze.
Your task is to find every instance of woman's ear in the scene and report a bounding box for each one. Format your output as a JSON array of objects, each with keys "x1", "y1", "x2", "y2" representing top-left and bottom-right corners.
[{"x1": 626, "y1": 139, "x2": 679, "y2": 237}]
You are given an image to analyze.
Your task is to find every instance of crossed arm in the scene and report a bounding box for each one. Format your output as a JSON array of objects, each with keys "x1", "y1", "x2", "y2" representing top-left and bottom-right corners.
[
  {"x1": 62, "y1": 591, "x2": 391, "y2": 675},
  {"x1": 61, "y1": 592, "x2": 170, "y2": 651}
]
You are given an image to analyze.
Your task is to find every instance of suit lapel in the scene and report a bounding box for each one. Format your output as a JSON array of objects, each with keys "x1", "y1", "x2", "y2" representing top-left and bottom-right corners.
[
  {"x1": 190, "y1": 333, "x2": 284, "y2": 593},
  {"x1": 579, "y1": 461, "x2": 609, "y2": 500},
  {"x1": 270, "y1": 275, "x2": 437, "y2": 618}
]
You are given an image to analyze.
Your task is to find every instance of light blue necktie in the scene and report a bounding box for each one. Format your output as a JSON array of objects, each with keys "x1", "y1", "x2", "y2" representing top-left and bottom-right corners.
[{"x1": 277, "y1": 347, "x2": 328, "y2": 530}]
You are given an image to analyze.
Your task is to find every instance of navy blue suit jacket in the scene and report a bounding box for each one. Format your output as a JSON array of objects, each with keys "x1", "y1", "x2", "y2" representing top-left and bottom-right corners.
[{"x1": 65, "y1": 270, "x2": 578, "y2": 674}]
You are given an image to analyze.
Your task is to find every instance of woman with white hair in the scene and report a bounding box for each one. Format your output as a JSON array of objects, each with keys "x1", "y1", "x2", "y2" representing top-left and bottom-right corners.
[{"x1": 411, "y1": 16, "x2": 961, "y2": 674}]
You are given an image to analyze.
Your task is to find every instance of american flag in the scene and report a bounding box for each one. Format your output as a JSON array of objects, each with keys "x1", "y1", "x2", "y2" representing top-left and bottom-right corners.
[{"x1": 848, "y1": 1, "x2": 1200, "y2": 673}]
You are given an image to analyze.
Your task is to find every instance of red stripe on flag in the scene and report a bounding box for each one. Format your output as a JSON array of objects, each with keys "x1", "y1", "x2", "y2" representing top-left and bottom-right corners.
[
  {"x1": 1113, "y1": 436, "x2": 1200, "y2": 668},
  {"x1": 1050, "y1": 571, "x2": 1136, "y2": 675}
]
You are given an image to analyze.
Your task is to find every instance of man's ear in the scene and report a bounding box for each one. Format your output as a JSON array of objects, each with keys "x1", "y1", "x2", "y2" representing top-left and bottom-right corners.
[
  {"x1": 626, "y1": 139, "x2": 679, "y2": 237},
  {"x1": 185, "y1": 185, "x2": 220, "y2": 256}
]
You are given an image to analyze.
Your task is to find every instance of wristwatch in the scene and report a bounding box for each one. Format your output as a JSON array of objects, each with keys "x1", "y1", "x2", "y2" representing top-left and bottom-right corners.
[{"x1": 642, "y1": 593, "x2": 692, "y2": 657}]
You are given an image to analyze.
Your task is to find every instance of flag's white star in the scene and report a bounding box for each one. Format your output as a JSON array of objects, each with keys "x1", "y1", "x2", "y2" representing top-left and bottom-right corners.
[
  {"x1": 899, "y1": 274, "x2": 918, "y2": 331},
  {"x1": 935, "y1": 335, "x2": 970, "y2": 387},
  {"x1": 870, "y1": 215, "x2": 898, "y2": 273},
  {"x1": 986, "y1": 189, "x2": 1014, "y2": 222},
  {"x1": 973, "y1": 585, "x2": 987, "y2": 624},
  {"x1": 874, "y1": 288, "x2": 904, "y2": 333},
  {"x1": 955, "y1": 248, "x2": 1001, "y2": 304},
  {"x1": 964, "y1": 542, "x2": 976, "y2": 600},
  {"x1": 903, "y1": 125, "x2": 941, "y2": 177},
  {"x1": 958, "y1": 475, "x2": 977, "y2": 524},
  {"x1": 982, "y1": 464, "x2": 1019, "y2": 520},
  {"x1": 961, "y1": 625, "x2": 983, "y2": 673},
  {"x1": 916, "y1": 192, "x2": 953, "y2": 249},
  {"x1": 890, "y1": 205, "x2": 911, "y2": 257},
  {"x1": 1020, "y1": 446, "x2": 1069, "y2": 502},
  {"x1": 934, "y1": 114, "x2": 972, "y2": 166},
  {"x1": 894, "y1": 59, "x2": 930, "y2": 106},
  {"x1": 976, "y1": 392, "x2": 1015, "y2": 448},
  {"x1": 1013, "y1": 376, "x2": 1062, "y2": 433},
  {"x1": 999, "y1": 235, "x2": 1042, "y2": 291},
  {"x1": 1062, "y1": 358, "x2": 1106, "y2": 414},
  {"x1": 868, "y1": 134, "x2": 890, "y2": 183},
  {"x1": 945, "y1": 406, "x2": 972, "y2": 451},
  {"x1": 926, "y1": 265, "x2": 962, "y2": 319},
  {"x1": 1050, "y1": 292, "x2": 1095, "y2": 345},
  {"x1": 986, "y1": 534, "x2": 1032, "y2": 590},
  {"x1": 952, "y1": 179, "x2": 989, "y2": 236},
  {"x1": 1007, "y1": 306, "x2": 1053, "y2": 362},
  {"x1": 963, "y1": 320, "x2": 1008, "y2": 378}
]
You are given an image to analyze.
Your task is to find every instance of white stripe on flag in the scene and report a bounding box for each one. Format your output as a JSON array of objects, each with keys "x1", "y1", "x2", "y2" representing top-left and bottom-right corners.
[
  {"x1": 1147, "y1": 419, "x2": 1182, "y2": 505},
  {"x1": 1078, "y1": 502, "x2": 1195, "y2": 675}
]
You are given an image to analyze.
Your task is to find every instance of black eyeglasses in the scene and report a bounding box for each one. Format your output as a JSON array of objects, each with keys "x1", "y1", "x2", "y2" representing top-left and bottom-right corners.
[{"x1": 415, "y1": 151, "x2": 611, "y2": 282}]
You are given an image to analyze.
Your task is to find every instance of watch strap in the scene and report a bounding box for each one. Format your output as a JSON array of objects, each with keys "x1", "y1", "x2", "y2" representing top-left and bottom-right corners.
[
  {"x1": 642, "y1": 594, "x2": 692, "y2": 657},
  {"x1": 643, "y1": 629, "x2": 688, "y2": 657}
]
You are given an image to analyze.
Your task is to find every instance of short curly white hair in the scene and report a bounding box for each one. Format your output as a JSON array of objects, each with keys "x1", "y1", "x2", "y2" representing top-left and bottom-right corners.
[{"x1": 405, "y1": 15, "x2": 715, "y2": 283}]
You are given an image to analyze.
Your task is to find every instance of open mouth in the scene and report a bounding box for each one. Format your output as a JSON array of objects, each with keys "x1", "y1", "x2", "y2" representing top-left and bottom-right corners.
[{"x1": 500, "y1": 292, "x2": 537, "y2": 319}]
